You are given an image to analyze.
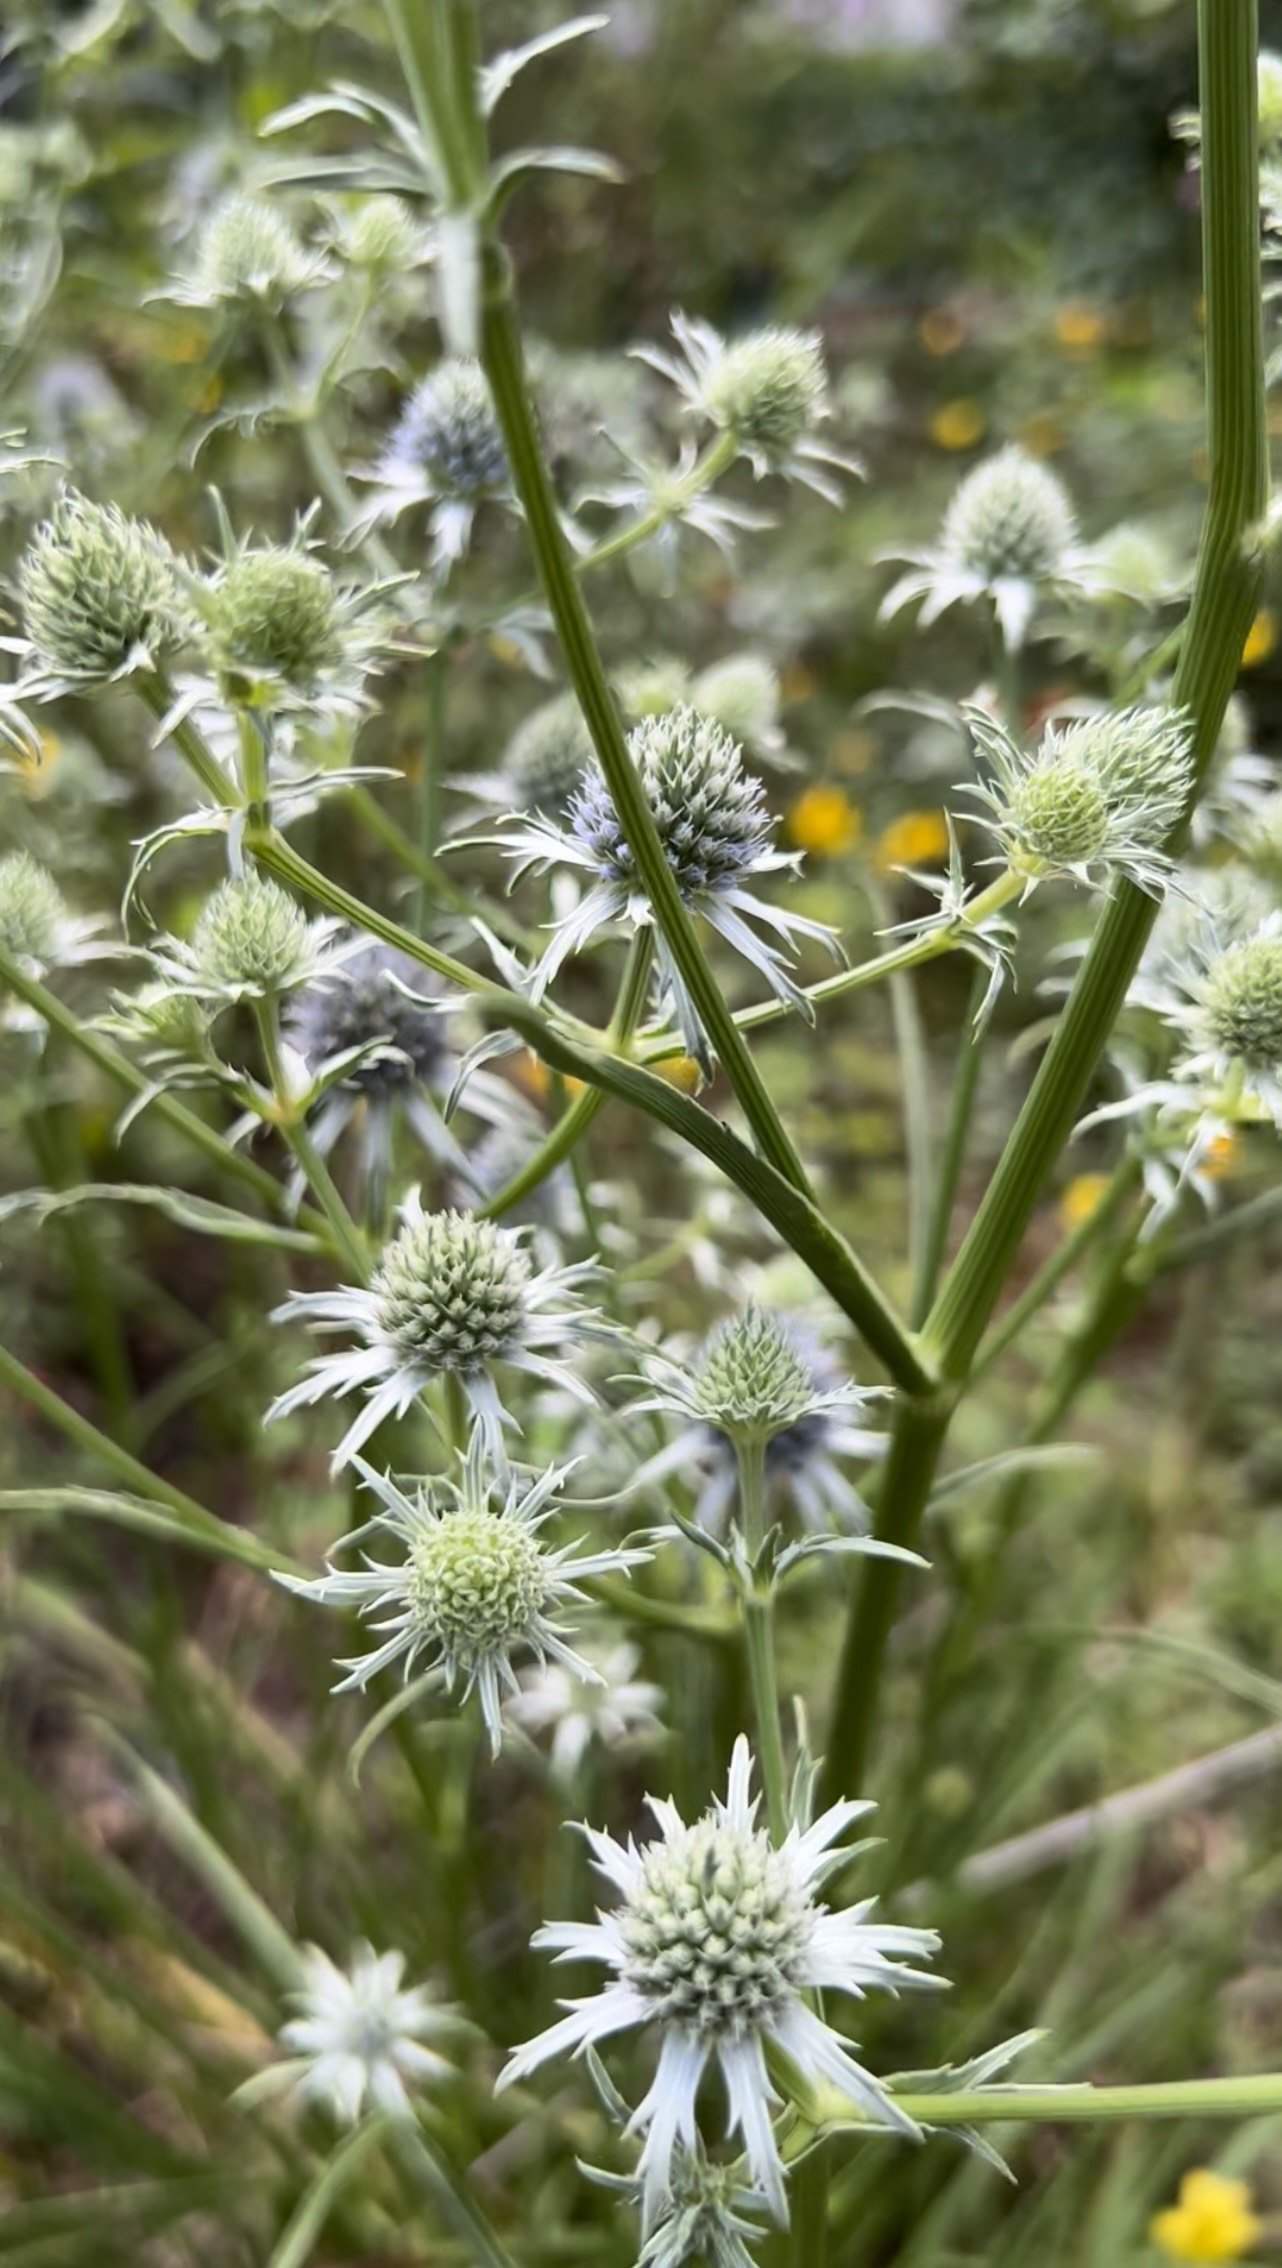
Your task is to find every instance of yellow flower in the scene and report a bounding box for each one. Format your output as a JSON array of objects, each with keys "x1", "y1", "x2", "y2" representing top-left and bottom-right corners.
[
  {"x1": 14, "y1": 729, "x2": 60, "y2": 792},
  {"x1": 788, "y1": 785, "x2": 862, "y2": 858},
  {"x1": 780, "y1": 659, "x2": 817, "y2": 704},
  {"x1": 929, "y1": 398, "x2": 986, "y2": 451},
  {"x1": 1018, "y1": 410, "x2": 1069, "y2": 458},
  {"x1": 1203, "y1": 1130, "x2": 1239, "y2": 1179},
  {"x1": 1242, "y1": 609, "x2": 1276, "y2": 669},
  {"x1": 656, "y1": 1054, "x2": 702, "y2": 1094},
  {"x1": 1054, "y1": 300, "x2": 1108, "y2": 355},
  {"x1": 1150, "y1": 2169, "x2": 1262, "y2": 2263},
  {"x1": 1058, "y1": 1172, "x2": 1111, "y2": 1232},
  {"x1": 918, "y1": 306, "x2": 966, "y2": 357},
  {"x1": 875, "y1": 810, "x2": 950, "y2": 873}
]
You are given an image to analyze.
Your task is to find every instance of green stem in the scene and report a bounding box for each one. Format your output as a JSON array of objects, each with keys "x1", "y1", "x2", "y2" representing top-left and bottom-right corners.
[
  {"x1": 969, "y1": 1152, "x2": 1142, "y2": 1382},
  {"x1": 819, "y1": 0, "x2": 1266, "y2": 1801},
  {"x1": 26, "y1": 1086, "x2": 134, "y2": 1437},
  {"x1": 911, "y1": 965, "x2": 988, "y2": 1327},
  {"x1": 252, "y1": 998, "x2": 370, "y2": 1282},
  {"x1": 413, "y1": 649, "x2": 448, "y2": 925},
  {"x1": 390, "y1": 2124, "x2": 517, "y2": 2268},
  {"x1": 479, "y1": 261, "x2": 812, "y2": 1195},
  {"x1": 266, "y1": 2118, "x2": 394, "y2": 2268},
  {"x1": 736, "y1": 1439, "x2": 787, "y2": 1844},
  {"x1": 578, "y1": 430, "x2": 738, "y2": 572},
  {"x1": 346, "y1": 785, "x2": 538, "y2": 955},
  {"x1": 138, "y1": 672, "x2": 238, "y2": 807},
  {"x1": 823, "y1": 2071, "x2": 1282, "y2": 2133},
  {"x1": 481, "y1": 929, "x2": 654, "y2": 1223}
]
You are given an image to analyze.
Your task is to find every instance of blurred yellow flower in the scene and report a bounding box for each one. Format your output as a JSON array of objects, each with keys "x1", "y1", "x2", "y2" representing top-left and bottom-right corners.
[
  {"x1": 1054, "y1": 300, "x2": 1107, "y2": 355},
  {"x1": 656, "y1": 1055, "x2": 702, "y2": 1094},
  {"x1": 14, "y1": 729, "x2": 60, "y2": 790},
  {"x1": 918, "y1": 306, "x2": 966, "y2": 357},
  {"x1": 1242, "y1": 609, "x2": 1276, "y2": 668},
  {"x1": 520, "y1": 1053, "x2": 583, "y2": 1103},
  {"x1": 929, "y1": 398, "x2": 986, "y2": 451},
  {"x1": 1150, "y1": 2169, "x2": 1261, "y2": 2263},
  {"x1": 1204, "y1": 1130, "x2": 1239, "y2": 1179},
  {"x1": 780, "y1": 659, "x2": 817, "y2": 704},
  {"x1": 788, "y1": 785, "x2": 861, "y2": 857},
  {"x1": 1018, "y1": 410, "x2": 1069, "y2": 457},
  {"x1": 875, "y1": 810, "x2": 949, "y2": 872},
  {"x1": 1057, "y1": 1172, "x2": 1111, "y2": 1232}
]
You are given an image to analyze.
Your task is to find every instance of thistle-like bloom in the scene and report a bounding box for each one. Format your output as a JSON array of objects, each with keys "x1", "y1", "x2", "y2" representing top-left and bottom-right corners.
[
  {"x1": 276, "y1": 1435, "x2": 650, "y2": 1752},
  {"x1": 198, "y1": 512, "x2": 400, "y2": 717},
  {"x1": 469, "y1": 691, "x2": 595, "y2": 819},
  {"x1": 964, "y1": 703, "x2": 1193, "y2": 897},
  {"x1": 329, "y1": 194, "x2": 432, "y2": 277},
  {"x1": 168, "y1": 190, "x2": 331, "y2": 312},
  {"x1": 16, "y1": 491, "x2": 186, "y2": 693},
  {"x1": 498, "y1": 705, "x2": 838, "y2": 1067},
  {"x1": 881, "y1": 445, "x2": 1083, "y2": 648},
  {"x1": 637, "y1": 314, "x2": 860, "y2": 500},
  {"x1": 629, "y1": 1308, "x2": 883, "y2": 1536},
  {"x1": 507, "y1": 1641, "x2": 665, "y2": 1779},
  {"x1": 1161, "y1": 914, "x2": 1282, "y2": 1126},
  {"x1": 501, "y1": 1739, "x2": 942, "y2": 2223},
  {"x1": 148, "y1": 873, "x2": 344, "y2": 1008},
  {"x1": 0, "y1": 849, "x2": 113, "y2": 979},
  {"x1": 241, "y1": 1943, "x2": 456, "y2": 2125},
  {"x1": 269, "y1": 1190, "x2": 605, "y2": 1466},
  {"x1": 365, "y1": 359, "x2": 509, "y2": 573}
]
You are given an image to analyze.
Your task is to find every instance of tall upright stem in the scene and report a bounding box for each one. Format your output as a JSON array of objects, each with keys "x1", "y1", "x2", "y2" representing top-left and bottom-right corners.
[{"x1": 736, "y1": 1440, "x2": 788, "y2": 1844}]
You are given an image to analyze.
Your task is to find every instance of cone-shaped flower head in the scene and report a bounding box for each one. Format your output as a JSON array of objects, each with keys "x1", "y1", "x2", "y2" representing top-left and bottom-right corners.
[
  {"x1": 287, "y1": 944, "x2": 449, "y2": 1098},
  {"x1": 275, "y1": 1434, "x2": 650, "y2": 1752},
  {"x1": 270, "y1": 1190, "x2": 605, "y2": 1466},
  {"x1": 941, "y1": 446, "x2": 1076, "y2": 583},
  {"x1": 502, "y1": 1739, "x2": 942, "y2": 2226},
  {"x1": 19, "y1": 491, "x2": 184, "y2": 684},
  {"x1": 505, "y1": 693, "x2": 595, "y2": 815},
  {"x1": 185, "y1": 191, "x2": 326, "y2": 309},
  {"x1": 966, "y1": 703, "x2": 1193, "y2": 895},
  {"x1": 0, "y1": 851, "x2": 69, "y2": 964},
  {"x1": 697, "y1": 327, "x2": 828, "y2": 465},
  {"x1": 207, "y1": 543, "x2": 341, "y2": 690},
  {"x1": 388, "y1": 360, "x2": 507, "y2": 498},
  {"x1": 189, "y1": 874, "x2": 318, "y2": 995}
]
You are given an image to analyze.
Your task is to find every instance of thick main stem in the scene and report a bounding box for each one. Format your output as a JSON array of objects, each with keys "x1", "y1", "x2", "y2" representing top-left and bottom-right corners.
[{"x1": 819, "y1": 0, "x2": 1266, "y2": 1804}]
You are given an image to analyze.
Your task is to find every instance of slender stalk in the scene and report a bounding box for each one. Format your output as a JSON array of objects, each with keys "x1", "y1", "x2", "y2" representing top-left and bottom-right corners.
[
  {"x1": 413, "y1": 649, "x2": 448, "y2": 925},
  {"x1": 138, "y1": 672, "x2": 237, "y2": 807},
  {"x1": 819, "y1": 0, "x2": 1266, "y2": 1800},
  {"x1": 479, "y1": 266, "x2": 813, "y2": 1195},
  {"x1": 266, "y1": 2117, "x2": 394, "y2": 2268},
  {"x1": 736, "y1": 1440, "x2": 787, "y2": 1844},
  {"x1": 390, "y1": 2125, "x2": 517, "y2": 2268},
  {"x1": 825, "y1": 2071, "x2": 1282, "y2": 2132},
  {"x1": 252, "y1": 998, "x2": 370, "y2": 1281},
  {"x1": 969, "y1": 1154, "x2": 1141, "y2": 1382},
  {"x1": 911, "y1": 966, "x2": 988, "y2": 1326},
  {"x1": 575, "y1": 430, "x2": 738, "y2": 571},
  {"x1": 26, "y1": 1087, "x2": 135, "y2": 1437},
  {"x1": 345, "y1": 784, "x2": 539, "y2": 955}
]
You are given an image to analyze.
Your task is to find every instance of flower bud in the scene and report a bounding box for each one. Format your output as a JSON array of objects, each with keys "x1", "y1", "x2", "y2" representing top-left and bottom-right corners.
[
  {"x1": 19, "y1": 492, "x2": 183, "y2": 680},
  {"x1": 0, "y1": 850, "x2": 66, "y2": 963},
  {"x1": 942, "y1": 446, "x2": 1076, "y2": 582},
  {"x1": 383, "y1": 360, "x2": 507, "y2": 499},
  {"x1": 698, "y1": 326, "x2": 828, "y2": 464},
  {"x1": 504, "y1": 694, "x2": 594, "y2": 815},
  {"x1": 190, "y1": 874, "x2": 314, "y2": 995},
  {"x1": 1200, "y1": 933, "x2": 1282, "y2": 1073},
  {"x1": 206, "y1": 545, "x2": 340, "y2": 691},
  {"x1": 190, "y1": 191, "x2": 322, "y2": 309}
]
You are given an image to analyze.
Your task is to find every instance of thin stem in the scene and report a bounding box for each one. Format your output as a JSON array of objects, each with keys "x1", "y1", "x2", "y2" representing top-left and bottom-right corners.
[
  {"x1": 969, "y1": 1152, "x2": 1142, "y2": 1382},
  {"x1": 825, "y1": 2071, "x2": 1282, "y2": 2133},
  {"x1": 736, "y1": 1439, "x2": 787, "y2": 1844},
  {"x1": 481, "y1": 929, "x2": 655, "y2": 1223},
  {"x1": 266, "y1": 2117, "x2": 395, "y2": 2268},
  {"x1": 413, "y1": 649, "x2": 448, "y2": 924},
  {"x1": 389, "y1": 2124, "x2": 517, "y2": 2268},
  {"x1": 345, "y1": 784, "x2": 538, "y2": 955},
  {"x1": 479, "y1": 259, "x2": 813, "y2": 1195},
  {"x1": 252, "y1": 997, "x2": 370, "y2": 1281},
  {"x1": 138, "y1": 671, "x2": 238, "y2": 807},
  {"x1": 577, "y1": 430, "x2": 738, "y2": 571}
]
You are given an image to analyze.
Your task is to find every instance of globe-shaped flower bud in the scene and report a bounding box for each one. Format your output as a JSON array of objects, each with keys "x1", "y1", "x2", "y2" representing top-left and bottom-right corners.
[
  {"x1": 504, "y1": 694, "x2": 594, "y2": 815},
  {"x1": 690, "y1": 1307, "x2": 819, "y2": 1443},
  {"x1": 0, "y1": 851, "x2": 67, "y2": 964},
  {"x1": 1004, "y1": 753, "x2": 1111, "y2": 870},
  {"x1": 339, "y1": 195, "x2": 428, "y2": 274},
  {"x1": 1199, "y1": 934, "x2": 1282, "y2": 1072},
  {"x1": 967, "y1": 703, "x2": 1191, "y2": 895},
  {"x1": 188, "y1": 192, "x2": 323, "y2": 309},
  {"x1": 383, "y1": 360, "x2": 507, "y2": 500},
  {"x1": 406, "y1": 1496, "x2": 546, "y2": 1667},
  {"x1": 190, "y1": 874, "x2": 315, "y2": 995},
  {"x1": 941, "y1": 446, "x2": 1077, "y2": 582},
  {"x1": 697, "y1": 326, "x2": 828, "y2": 465},
  {"x1": 19, "y1": 492, "x2": 183, "y2": 682},
  {"x1": 615, "y1": 657, "x2": 694, "y2": 721},
  {"x1": 371, "y1": 1209, "x2": 530, "y2": 1373},
  {"x1": 1064, "y1": 705, "x2": 1193, "y2": 813},
  {"x1": 692, "y1": 653, "x2": 783, "y2": 756},
  {"x1": 570, "y1": 705, "x2": 772, "y2": 897},
  {"x1": 206, "y1": 545, "x2": 341, "y2": 691}
]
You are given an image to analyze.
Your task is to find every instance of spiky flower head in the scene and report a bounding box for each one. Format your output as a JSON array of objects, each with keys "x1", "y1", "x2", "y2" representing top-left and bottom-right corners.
[
  {"x1": 270, "y1": 1188, "x2": 604, "y2": 1466},
  {"x1": 0, "y1": 850, "x2": 68, "y2": 964},
  {"x1": 572, "y1": 707, "x2": 771, "y2": 896},
  {"x1": 502, "y1": 1739, "x2": 943, "y2": 2224},
  {"x1": 507, "y1": 1641, "x2": 665, "y2": 1780},
  {"x1": 697, "y1": 327, "x2": 827, "y2": 465},
  {"x1": 629, "y1": 1310, "x2": 884, "y2": 1537},
  {"x1": 942, "y1": 447, "x2": 1076, "y2": 583},
  {"x1": 276, "y1": 1434, "x2": 650, "y2": 1752},
  {"x1": 18, "y1": 491, "x2": 184, "y2": 685},
  {"x1": 184, "y1": 191, "x2": 327, "y2": 310},
  {"x1": 638, "y1": 314, "x2": 856, "y2": 498},
  {"x1": 191, "y1": 874, "x2": 317, "y2": 995},
  {"x1": 205, "y1": 543, "x2": 340, "y2": 691},
  {"x1": 616, "y1": 658, "x2": 695, "y2": 719},
  {"x1": 240, "y1": 1943, "x2": 456, "y2": 2125},
  {"x1": 380, "y1": 360, "x2": 506, "y2": 499},
  {"x1": 1199, "y1": 931, "x2": 1282, "y2": 1076},
  {"x1": 589, "y1": 2145, "x2": 770, "y2": 2268},
  {"x1": 287, "y1": 944, "x2": 448, "y2": 1098},
  {"x1": 504, "y1": 693, "x2": 595, "y2": 814},
  {"x1": 966, "y1": 703, "x2": 1193, "y2": 895},
  {"x1": 335, "y1": 194, "x2": 430, "y2": 274},
  {"x1": 692, "y1": 655, "x2": 785, "y2": 760},
  {"x1": 499, "y1": 704, "x2": 837, "y2": 1065}
]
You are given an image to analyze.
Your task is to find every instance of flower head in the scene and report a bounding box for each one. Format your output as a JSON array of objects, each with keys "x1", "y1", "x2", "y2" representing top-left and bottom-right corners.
[
  {"x1": 277, "y1": 1434, "x2": 650, "y2": 1752},
  {"x1": 244, "y1": 1942, "x2": 456, "y2": 2125},
  {"x1": 506, "y1": 1641, "x2": 665, "y2": 1780},
  {"x1": 501, "y1": 1739, "x2": 942, "y2": 2224},
  {"x1": 499, "y1": 705, "x2": 838, "y2": 1067},
  {"x1": 331, "y1": 194, "x2": 431, "y2": 276},
  {"x1": 367, "y1": 360, "x2": 508, "y2": 573},
  {"x1": 638, "y1": 315, "x2": 858, "y2": 499},
  {"x1": 630, "y1": 1308, "x2": 883, "y2": 1536},
  {"x1": 174, "y1": 191, "x2": 329, "y2": 311},
  {"x1": 270, "y1": 1190, "x2": 605, "y2": 1466},
  {"x1": 206, "y1": 543, "x2": 339, "y2": 689},
  {"x1": 692, "y1": 655, "x2": 787, "y2": 764},
  {"x1": 18, "y1": 491, "x2": 185, "y2": 689},
  {"x1": 501, "y1": 693, "x2": 595, "y2": 816},
  {"x1": 0, "y1": 850, "x2": 113, "y2": 996},
  {"x1": 964, "y1": 703, "x2": 1193, "y2": 896},
  {"x1": 789, "y1": 785, "x2": 861, "y2": 858},
  {"x1": 587, "y1": 2141, "x2": 771, "y2": 2268},
  {"x1": 881, "y1": 445, "x2": 1082, "y2": 647},
  {"x1": 151, "y1": 873, "x2": 340, "y2": 1006},
  {"x1": 1150, "y1": 2169, "x2": 1262, "y2": 2263}
]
